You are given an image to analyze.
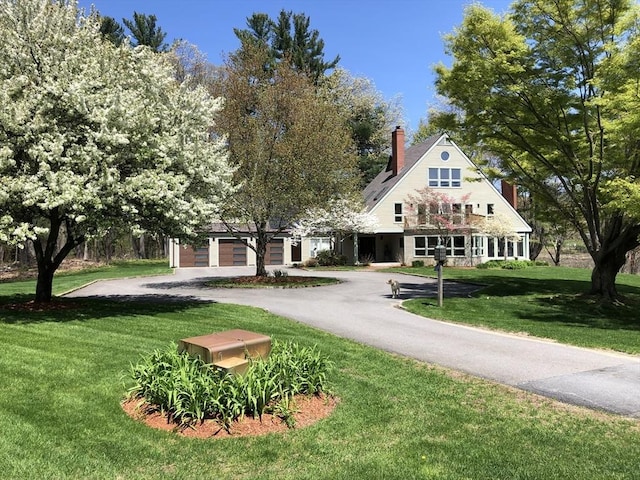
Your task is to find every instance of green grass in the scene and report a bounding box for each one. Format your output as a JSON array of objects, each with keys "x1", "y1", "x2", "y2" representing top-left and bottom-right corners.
[
  {"x1": 0, "y1": 262, "x2": 638, "y2": 479},
  {"x1": 0, "y1": 259, "x2": 171, "y2": 301},
  {"x1": 394, "y1": 265, "x2": 640, "y2": 354}
]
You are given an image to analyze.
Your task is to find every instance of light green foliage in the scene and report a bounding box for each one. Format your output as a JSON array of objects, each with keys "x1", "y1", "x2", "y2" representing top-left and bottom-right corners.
[
  {"x1": 127, "y1": 340, "x2": 333, "y2": 429},
  {"x1": 0, "y1": 0, "x2": 234, "y2": 300},
  {"x1": 321, "y1": 68, "x2": 404, "y2": 185},
  {"x1": 434, "y1": 0, "x2": 640, "y2": 299}
]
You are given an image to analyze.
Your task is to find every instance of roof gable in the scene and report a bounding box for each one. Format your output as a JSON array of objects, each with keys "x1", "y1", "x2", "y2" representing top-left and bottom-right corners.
[{"x1": 363, "y1": 133, "x2": 443, "y2": 210}]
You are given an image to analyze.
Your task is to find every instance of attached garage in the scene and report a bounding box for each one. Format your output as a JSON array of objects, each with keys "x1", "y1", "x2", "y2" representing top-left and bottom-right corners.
[
  {"x1": 179, "y1": 245, "x2": 209, "y2": 267},
  {"x1": 266, "y1": 239, "x2": 284, "y2": 265},
  {"x1": 219, "y1": 239, "x2": 247, "y2": 266}
]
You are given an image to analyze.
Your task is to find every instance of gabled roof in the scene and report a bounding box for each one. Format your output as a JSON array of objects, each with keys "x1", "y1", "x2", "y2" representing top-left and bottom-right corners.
[{"x1": 362, "y1": 134, "x2": 441, "y2": 210}]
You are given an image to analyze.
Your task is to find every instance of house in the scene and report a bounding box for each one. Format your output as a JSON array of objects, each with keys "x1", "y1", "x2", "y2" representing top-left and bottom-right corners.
[
  {"x1": 169, "y1": 127, "x2": 531, "y2": 268},
  {"x1": 355, "y1": 127, "x2": 531, "y2": 266}
]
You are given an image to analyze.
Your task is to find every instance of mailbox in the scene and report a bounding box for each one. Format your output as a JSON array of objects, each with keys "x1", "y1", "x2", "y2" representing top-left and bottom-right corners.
[{"x1": 434, "y1": 244, "x2": 447, "y2": 263}]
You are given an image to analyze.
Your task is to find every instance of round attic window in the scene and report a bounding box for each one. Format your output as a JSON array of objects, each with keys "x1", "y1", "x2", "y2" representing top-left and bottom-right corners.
[{"x1": 441, "y1": 151, "x2": 450, "y2": 161}]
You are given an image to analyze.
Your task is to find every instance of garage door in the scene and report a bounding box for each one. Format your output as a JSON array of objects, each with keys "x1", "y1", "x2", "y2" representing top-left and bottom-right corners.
[
  {"x1": 266, "y1": 239, "x2": 284, "y2": 265},
  {"x1": 219, "y1": 239, "x2": 247, "y2": 266},
  {"x1": 180, "y1": 245, "x2": 209, "y2": 267}
]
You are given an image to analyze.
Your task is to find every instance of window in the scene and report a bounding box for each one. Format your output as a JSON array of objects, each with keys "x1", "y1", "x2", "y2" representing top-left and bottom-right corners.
[
  {"x1": 452, "y1": 236, "x2": 465, "y2": 256},
  {"x1": 428, "y1": 168, "x2": 462, "y2": 187},
  {"x1": 472, "y1": 236, "x2": 484, "y2": 256},
  {"x1": 310, "y1": 237, "x2": 331, "y2": 257},
  {"x1": 394, "y1": 203, "x2": 403, "y2": 223},
  {"x1": 414, "y1": 236, "x2": 465, "y2": 257},
  {"x1": 417, "y1": 204, "x2": 427, "y2": 225},
  {"x1": 517, "y1": 237, "x2": 524, "y2": 257},
  {"x1": 452, "y1": 203, "x2": 463, "y2": 224},
  {"x1": 487, "y1": 203, "x2": 495, "y2": 215},
  {"x1": 488, "y1": 238, "x2": 496, "y2": 258}
]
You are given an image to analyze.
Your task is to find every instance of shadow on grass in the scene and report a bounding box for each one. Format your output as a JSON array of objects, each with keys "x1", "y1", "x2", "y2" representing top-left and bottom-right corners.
[
  {"x1": 473, "y1": 274, "x2": 590, "y2": 297},
  {"x1": 525, "y1": 294, "x2": 640, "y2": 331},
  {"x1": 398, "y1": 280, "x2": 483, "y2": 299},
  {"x1": 0, "y1": 294, "x2": 214, "y2": 325}
]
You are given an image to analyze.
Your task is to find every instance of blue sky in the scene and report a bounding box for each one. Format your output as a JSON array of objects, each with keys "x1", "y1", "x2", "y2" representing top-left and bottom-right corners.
[{"x1": 79, "y1": 0, "x2": 513, "y2": 134}]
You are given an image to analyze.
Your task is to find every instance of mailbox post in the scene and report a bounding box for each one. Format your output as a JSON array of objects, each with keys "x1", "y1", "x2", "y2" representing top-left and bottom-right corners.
[{"x1": 434, "y1": 244, "x2": 447, "y2": 307}]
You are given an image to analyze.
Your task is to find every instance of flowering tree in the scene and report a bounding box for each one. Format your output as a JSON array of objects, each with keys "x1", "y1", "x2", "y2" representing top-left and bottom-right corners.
[
  {"x1": 293, "y1": 197, "x2": 379, "y2": 262},
  {"x1": 0, "y1": 0, "x2": 234, "y2": 302},
  {"x1": 293, "y1": 197, "x2": 378, "y2": 238},
  {"x1": 404, "y1": 187, "x2": 472, "y2": 239}
]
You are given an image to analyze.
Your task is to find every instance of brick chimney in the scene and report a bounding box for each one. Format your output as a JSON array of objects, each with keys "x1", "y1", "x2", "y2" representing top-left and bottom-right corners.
[
  {"x1": 391, "y1": 126, "x2": 405, "y2": 176},
  {"x1": 501, "y1": 180, "x2": 518, "y2": 209}
]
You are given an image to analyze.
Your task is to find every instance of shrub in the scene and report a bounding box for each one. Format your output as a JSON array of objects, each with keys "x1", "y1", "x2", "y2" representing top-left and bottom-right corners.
[
  {"x1": 501, "y1": 260, "x2": 532, "y2": 270},
  {"x1": 476, "y1": 259, "x2": 543, "y2": 269},
  {"x1": 126, "y1": 341, "x2": 333, "y2": 430},
  {"x1": 412, "y1": 260, "x2": 425, "y2": 268},
  {"x1": 303, "y1": 258, "x2": 318, "y2": 268},
  {"x1": 358, "y1": 253, "x2": 375, "y2": 266},
  {"x1": 271, "y1": 269, "x2": 288, "y2": 278},
  {"x1": 315, "y1": 250, "x2": 347, "y2": 266}
]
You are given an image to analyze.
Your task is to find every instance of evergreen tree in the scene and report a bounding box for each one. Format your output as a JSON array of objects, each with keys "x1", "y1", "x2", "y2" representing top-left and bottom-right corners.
[
  {"x1": 123, "y1": 11, "x2": 167, "y2": 52},
  {"x1": 99, "y1": 16, "x2": 125, "y2": 46},
  {"x1": 234, "y1": 10, "x2": 339, "y2": 83}
]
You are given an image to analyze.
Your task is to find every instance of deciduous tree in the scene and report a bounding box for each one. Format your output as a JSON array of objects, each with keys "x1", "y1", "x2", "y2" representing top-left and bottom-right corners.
[
  {"x1": 293, "y1": 196, "x2": 379, "y2": 263},
  {"x1": 322, "y1": 68, "x2": 404, "y2": 186},
  {"x1": 434, "y1": 0, "x2": 640, "y2": 300},
  {"x1": 211, "y1": 43, "x2": 358, "y2": 276},
  {"x1": 0, "y1": 0, "x2": 234, "y2": 302}
]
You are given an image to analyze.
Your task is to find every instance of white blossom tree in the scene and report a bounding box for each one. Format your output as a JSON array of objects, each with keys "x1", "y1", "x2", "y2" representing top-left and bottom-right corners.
[
  {"x1": 0, "y1": 0, "x2": 234, "y2": 302},
  {"x1": 293, "y1": 197, "x2": 379, "y2": 263}
]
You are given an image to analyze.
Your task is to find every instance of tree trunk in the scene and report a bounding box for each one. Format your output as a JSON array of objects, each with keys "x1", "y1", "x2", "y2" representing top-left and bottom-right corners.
[
  {"x1": 590, "y1": 254, "x2": 624, "y2": 301},
  {"x1": 139, "y1": 233, "x2": 147, "y2": 259},
  {"x1": 588, "y1": 223, "x2": 640, "y2": 301},
  {"x1": 255, "y1": 239, "x2": 267, "y2": 277},
  {"x1": 35, "y1": 262, "x2": 56, "y2": 303},
  {"x1": 32, "y1": 211, "x2": 84, "y2": 303}
]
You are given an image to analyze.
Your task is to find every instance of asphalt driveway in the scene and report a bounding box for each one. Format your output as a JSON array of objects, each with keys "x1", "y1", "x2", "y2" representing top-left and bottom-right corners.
[{"x1": 65, "y1": 266, "x2": 640, "y2": 418}]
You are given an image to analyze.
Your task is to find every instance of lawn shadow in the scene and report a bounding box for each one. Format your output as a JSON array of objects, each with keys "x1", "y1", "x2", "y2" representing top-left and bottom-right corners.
[
  {"x1": 0, "y1": 294, "x2": 215, "y2": 325},
  {"x1": 524, "y1": 293, "x2": 640, "y2": 331},
  {"x1": 396, "y1": 280, "x2": 484, "y2": 300}
]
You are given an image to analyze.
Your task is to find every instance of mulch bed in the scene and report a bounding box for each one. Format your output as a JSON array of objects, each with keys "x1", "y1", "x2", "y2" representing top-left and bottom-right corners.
[{"x1": 122, "y1": 393, "x2": 339, "y2": 439}]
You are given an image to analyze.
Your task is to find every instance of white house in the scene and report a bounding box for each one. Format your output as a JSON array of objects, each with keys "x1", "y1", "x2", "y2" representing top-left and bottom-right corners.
[
  {"x1": 169, "y1": 127, "x2": 531, "y2": 268},
  {"x1": 356, "y1": 127, "x2": 531, "y2": 266}
]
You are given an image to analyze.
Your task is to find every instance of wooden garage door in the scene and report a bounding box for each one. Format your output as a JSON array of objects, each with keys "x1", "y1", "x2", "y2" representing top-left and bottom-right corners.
[
  {"x1": 219, "y1": 239, "x2": 247, "y2": 266},
  {"x1": 180, "y1": 245, "x2": 209, "y2": 267},
  {"x1": 266, "y1": 239, "x2": 284, "y2": 265}
]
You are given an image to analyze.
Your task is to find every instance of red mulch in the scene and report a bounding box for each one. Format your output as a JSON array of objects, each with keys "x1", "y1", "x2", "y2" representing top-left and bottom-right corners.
[
  {"x1": 219, "y1": 276, "x2": 320, "y2": 285},
  {"x1": 122, "y1": 394, "x2": 338, "y2": 439},
  {"x1": 2, "y1": 299, "x2": 82, "y2": 312}
]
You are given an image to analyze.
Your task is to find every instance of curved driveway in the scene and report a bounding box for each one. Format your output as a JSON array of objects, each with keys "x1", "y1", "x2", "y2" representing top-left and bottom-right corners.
[{"x1": 65, "y1": 266, "x2": 640, "y2": 418}]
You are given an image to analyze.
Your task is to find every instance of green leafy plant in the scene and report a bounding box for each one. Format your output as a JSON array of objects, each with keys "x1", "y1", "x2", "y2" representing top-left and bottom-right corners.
[
  {"x1": 315, "y1": 250, "x2": 347, "y2": 266},
  {"x1": 126, "y1": 340, "x2": 333, "y2": 430},
  {"x1": 412, "y1": 260, "x2": 425, "y2": 268},
  {"x1": 476, "y1": 260, "x2": 542, "y2": 270},
  {"x1": 271, "y1": 269, "x2": 289, "y2": 278}
]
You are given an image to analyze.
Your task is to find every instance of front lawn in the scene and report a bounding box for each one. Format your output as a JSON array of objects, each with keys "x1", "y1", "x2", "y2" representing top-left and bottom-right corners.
[
  {"x1": 0, "y1": 263, "x2": 638, "y2": 479},
  {"x1": 394, "y1": 265, "x2": 640, "y2": 354}
]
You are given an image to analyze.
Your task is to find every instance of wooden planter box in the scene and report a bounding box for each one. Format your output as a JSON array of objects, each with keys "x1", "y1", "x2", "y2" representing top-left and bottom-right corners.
[{"x1": 178, "y1": 329, "x2": 271, "y2": 375}]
